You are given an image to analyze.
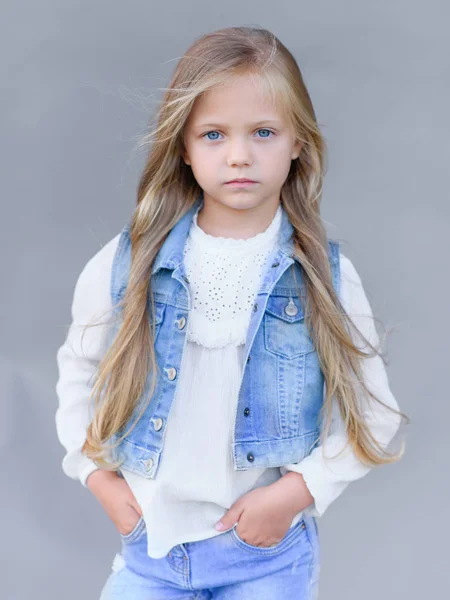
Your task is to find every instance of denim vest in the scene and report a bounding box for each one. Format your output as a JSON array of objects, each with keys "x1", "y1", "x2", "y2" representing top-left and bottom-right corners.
[{"x1": 107, "y1": 195, "x2": 341, "y2": 479}]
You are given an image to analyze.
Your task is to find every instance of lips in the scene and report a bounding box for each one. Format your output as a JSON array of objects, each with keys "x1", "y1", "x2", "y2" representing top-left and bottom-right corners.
[{"x1": 226, "y1": 179, "x2": 257, "y2": 183}]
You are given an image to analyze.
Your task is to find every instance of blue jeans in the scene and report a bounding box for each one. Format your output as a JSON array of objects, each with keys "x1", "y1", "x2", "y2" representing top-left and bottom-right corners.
[{"x1": 98, "y1": 513, "x2": 320, "y2": 599}]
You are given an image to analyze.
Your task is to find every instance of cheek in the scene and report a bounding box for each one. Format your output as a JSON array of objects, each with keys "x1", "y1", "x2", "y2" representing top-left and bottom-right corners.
[
  {"x1": 189, "y1": 153, "x2": 218, "y2": 184},
  {"x1": 263, "y1": 151, "x2": 293, "y2": 182},
  {"x1": 193, "y1": 148, "x2": 221, "y2": 173},
  {"x1": 189, "y1": 144, "x2": 216, "y2": 165}
]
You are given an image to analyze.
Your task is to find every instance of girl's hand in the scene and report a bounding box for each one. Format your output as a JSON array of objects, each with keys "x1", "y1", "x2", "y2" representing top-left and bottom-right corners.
[
  {"x1": 214, "y1": 472, "x2": 314, "y2": 548},
  {"x1": 86, "y1": 470, "x2": 143, "y2": 536}
]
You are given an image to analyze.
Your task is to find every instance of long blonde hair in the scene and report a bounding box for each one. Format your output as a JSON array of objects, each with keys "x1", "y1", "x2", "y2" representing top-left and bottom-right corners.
[{"x1": 82, "y1": 26, "x2": 408, "y2": 471}]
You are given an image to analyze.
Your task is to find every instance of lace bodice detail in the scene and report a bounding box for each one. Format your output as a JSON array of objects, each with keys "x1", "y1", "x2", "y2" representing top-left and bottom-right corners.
[{"x1": 182, "y1": 205, "x2": 282, "y2": 348}]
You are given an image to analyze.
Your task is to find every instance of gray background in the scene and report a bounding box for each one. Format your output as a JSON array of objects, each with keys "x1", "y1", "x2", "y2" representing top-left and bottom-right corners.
[{"x1": 2, "y1": 0, "x2": 448, "y2": 598}]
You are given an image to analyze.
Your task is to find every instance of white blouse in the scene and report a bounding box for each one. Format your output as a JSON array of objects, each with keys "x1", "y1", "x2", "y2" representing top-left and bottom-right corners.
[{"x1": 55, "y1": 205, "x2": 402, "y2": 559}]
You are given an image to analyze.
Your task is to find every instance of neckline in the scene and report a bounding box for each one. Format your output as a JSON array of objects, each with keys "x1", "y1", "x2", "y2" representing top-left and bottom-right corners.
[{"x1": 188, "y1": 204, "x2": 282, "y2": 252}]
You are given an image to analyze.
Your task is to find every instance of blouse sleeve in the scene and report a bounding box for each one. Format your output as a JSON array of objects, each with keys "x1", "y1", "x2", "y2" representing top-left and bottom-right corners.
[
  {"x1": 279, "y1": 252, "x2": 403, "y2": 518},
  {"x1": 55, "y1": 233, "x2": 120, "y2": 487}
]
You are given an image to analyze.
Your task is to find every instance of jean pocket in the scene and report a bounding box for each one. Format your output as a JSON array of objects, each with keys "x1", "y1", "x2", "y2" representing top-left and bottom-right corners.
[
  {"x1": 119, "y1": 516, "x2": 146, "y2": 544},
  {"x1": 230, "y1": 517, "x2": 307, "y2": 555}
]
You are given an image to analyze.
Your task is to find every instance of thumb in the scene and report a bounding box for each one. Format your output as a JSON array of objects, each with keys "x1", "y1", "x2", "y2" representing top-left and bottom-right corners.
[{"x1": 215, "y1": 505, "x2": 244, "y2": 531}]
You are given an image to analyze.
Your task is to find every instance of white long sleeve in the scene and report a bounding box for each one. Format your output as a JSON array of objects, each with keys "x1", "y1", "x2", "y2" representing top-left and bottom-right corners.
[
  {"x1": 280, "y1": 254, "x2": 402, "y2": 517},
  {"x1": 55, "y1": 233, "x2": 120, "y2": 487}
]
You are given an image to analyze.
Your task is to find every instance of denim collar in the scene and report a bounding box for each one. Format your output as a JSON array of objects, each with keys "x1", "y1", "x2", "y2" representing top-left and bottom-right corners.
[{"x1": 151, "y1": 192, "x2": 296, "y2": 276}]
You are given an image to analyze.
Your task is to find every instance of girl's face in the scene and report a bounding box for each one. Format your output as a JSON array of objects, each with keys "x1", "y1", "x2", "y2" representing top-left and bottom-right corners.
[{"x1": 182, "y1": 76, "x2": 302, "y2": 214}]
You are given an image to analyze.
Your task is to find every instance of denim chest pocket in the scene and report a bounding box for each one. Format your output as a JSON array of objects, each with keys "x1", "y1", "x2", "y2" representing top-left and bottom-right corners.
[{"x1": 263, "y1": 295, "x2": 315, "y2": 359}]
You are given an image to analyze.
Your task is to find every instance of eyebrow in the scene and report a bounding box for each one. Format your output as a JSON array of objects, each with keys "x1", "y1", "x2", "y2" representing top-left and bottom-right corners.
[{"x1": 193, "y1": 119, "x2": 282, "y2": 129}]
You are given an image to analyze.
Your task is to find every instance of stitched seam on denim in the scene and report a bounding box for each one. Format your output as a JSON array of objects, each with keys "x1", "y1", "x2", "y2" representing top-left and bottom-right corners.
[
  {"x1": 231, "y1": 518, "x2": 305, "y2": 555},
  {"x1": 111, "y1": 223, "x2": 130, "y2": 304},
  {"x1": 277, "y1": 353, "x2": 283, "y2": 435},
  {"x1": 120, "y1": 518, "x2": 145, "y2": 543},
  {"x1": 303, "y1": 520, "x2": 317, "y2": 600},
  {"x1": 169, "y1": 562, "x2": 186, "y2": 576},
  {"x1": 183, "y1": 553, "x2": 193, "y2": 591}
]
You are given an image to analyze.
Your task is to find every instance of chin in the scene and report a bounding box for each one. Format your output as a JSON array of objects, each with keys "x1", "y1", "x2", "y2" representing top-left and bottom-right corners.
[{"x1": 221, "y1": 198, "x2": 263, "y2": 211}]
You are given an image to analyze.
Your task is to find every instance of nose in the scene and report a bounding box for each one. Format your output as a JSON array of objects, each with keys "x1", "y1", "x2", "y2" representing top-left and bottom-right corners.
[{"x1": 226, "y1": 137, "x2": 253, "y2": 167}]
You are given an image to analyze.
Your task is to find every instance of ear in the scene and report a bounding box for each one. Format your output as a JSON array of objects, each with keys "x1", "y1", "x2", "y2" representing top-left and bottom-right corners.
[
  {"x1": 180, "y1": 135, "x2": 191, "y2": 165},
  {"x1": 181, "y1": 150, "x2": 191, "y2": 166},
  {"x1": 291, "y1": 140, "x2": 303, "y2": 161}
]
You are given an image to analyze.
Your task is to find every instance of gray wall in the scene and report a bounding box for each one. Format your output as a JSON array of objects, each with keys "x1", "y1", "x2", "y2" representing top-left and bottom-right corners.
[{"x1": 2, "y1": 1, "x2": 448, "y2": 598}]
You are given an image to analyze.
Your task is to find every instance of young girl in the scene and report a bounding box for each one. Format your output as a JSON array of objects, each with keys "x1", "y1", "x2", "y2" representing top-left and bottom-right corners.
[{"x1": 55, "y1": 26, "x2": 408, "y2": 599}]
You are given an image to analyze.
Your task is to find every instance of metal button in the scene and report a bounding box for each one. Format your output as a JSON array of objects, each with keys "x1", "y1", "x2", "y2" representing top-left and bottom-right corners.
[
  {"x1": 176, "y1": 316, "x2": 186, "y2": 330},
  {"x1": 182, "y1": 275, "x2": 189, "y2": 283},
  {"x1": 247, "y1": 355, "x2": 251, "y2": 363},
  {"x1": 253, "y1": 303, "x2": 258, "y2": 312},
  {"x1": 247, "y1": 452, "x2": 254, "y2": 462},
  {"x1": 284, "y1": 297, "x2": 298, "y2": 317},
  {"x1": 152, "y1": 417, "x2": 163, "y2": 431},
  {"x1": 144, "y1": 458, "x2": 154, "y2": 472},
  {"x1": 271, "y1": 261, "x2": 280, "y2": 268},
  {"x1": 244, "y1": 407, "x2": 250, "y2": 417},
  {"x1": 165, "y1": 367, "x2": 177, "y2": 380}
]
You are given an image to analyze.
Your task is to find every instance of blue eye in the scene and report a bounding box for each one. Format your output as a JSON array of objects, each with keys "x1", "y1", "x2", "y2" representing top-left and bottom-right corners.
[
  {"x1": 256, "y1": 129, "x2": 273, "y2": 138},
  {"x1": 204, "y1": 131, "x2": 222, "y2": 140},
  {"x1": 202, "y1": 128, "x2": 275, "y2": 141}
]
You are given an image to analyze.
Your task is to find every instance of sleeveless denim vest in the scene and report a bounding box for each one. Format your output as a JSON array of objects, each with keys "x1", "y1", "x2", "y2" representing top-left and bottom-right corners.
[{"x1": 107, "y1": 195, "x2": 341, "y2": 478}]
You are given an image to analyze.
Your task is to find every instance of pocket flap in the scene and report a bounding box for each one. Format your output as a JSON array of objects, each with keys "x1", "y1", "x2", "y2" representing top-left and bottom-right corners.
[{"x1": 264, "y1": 295, "x2": 305, "y2": 323}]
